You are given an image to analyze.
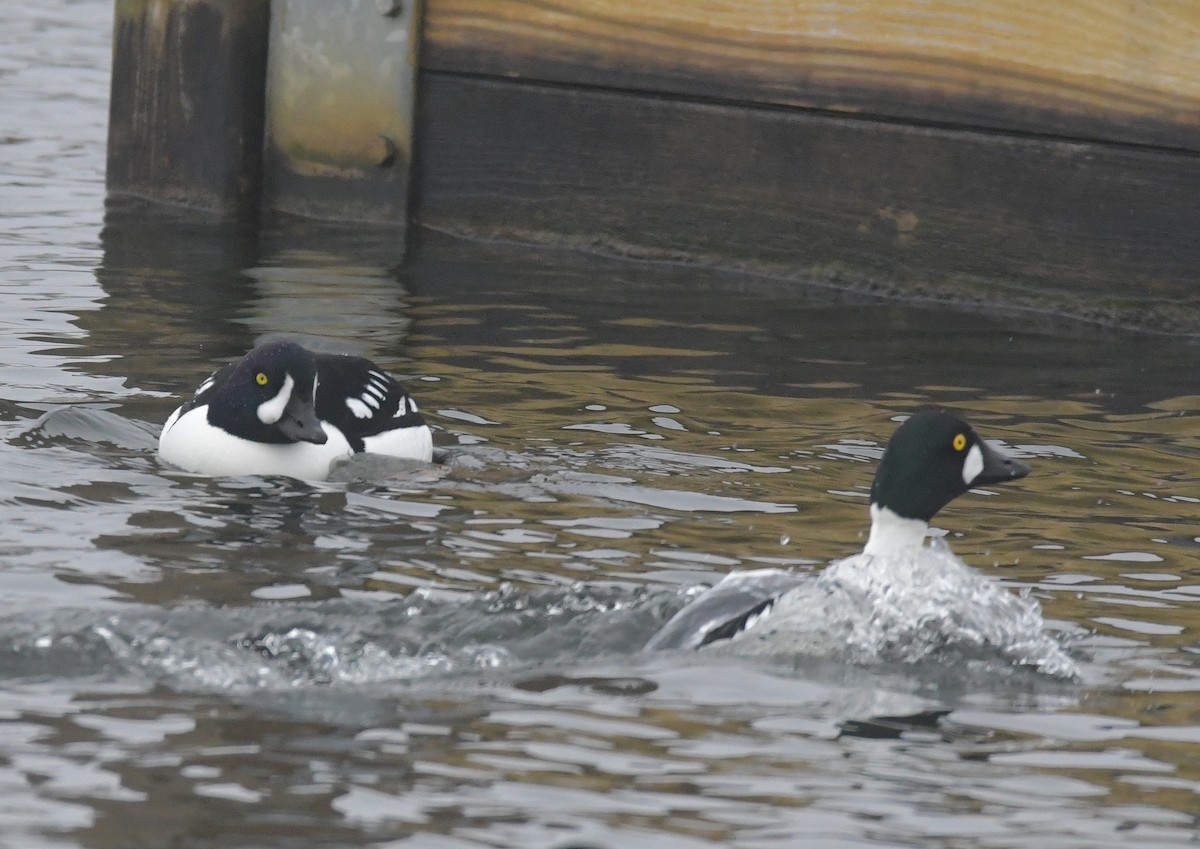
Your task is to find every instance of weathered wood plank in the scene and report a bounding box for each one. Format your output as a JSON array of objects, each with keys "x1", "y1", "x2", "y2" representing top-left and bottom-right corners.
[
  {"x1": 413, "y1": 72, "x2": 1200, "y2": 331},
  {"x1": 107, "y1": 0, "x2": 270, "y2": 216},
  {"x1": 262, "y1": 0, "x2": 422, "y2": 226},
  {"x1": 423, "y1": 0, "x2": 1200, "y2": 151}
]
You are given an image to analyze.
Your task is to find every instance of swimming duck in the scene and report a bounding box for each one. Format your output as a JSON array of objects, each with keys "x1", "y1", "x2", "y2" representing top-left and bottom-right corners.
[
  {"x1": 158, "y1": 340, "x2": 432, "y2": 480},
  {"x1": 645, "y1": 409, "x2": 1032, "y2": 652}
]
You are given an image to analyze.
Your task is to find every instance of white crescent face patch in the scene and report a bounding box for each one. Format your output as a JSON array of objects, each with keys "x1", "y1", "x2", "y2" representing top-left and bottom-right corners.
[
  {"x1": 961, "y1": 442, "x2": 984, "y2": 485},
  {"x1": 256, "y1": 374, "x2": 294, "y2": 425}
]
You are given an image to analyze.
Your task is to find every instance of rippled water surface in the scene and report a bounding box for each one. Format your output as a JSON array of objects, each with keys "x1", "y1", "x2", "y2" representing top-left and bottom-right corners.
[{"x1": 3, "y1": 3, "x2": 1200, "y2": 847}]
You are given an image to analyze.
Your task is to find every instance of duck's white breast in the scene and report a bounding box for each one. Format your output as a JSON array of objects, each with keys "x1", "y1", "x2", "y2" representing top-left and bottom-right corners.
[{"x1": 158, "y1": 406, "x2": 353, "y2": 480}]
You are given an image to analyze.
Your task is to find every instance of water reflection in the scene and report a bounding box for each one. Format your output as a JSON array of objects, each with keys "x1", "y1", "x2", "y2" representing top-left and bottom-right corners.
[
  {"x1": 1, "y1": 198, "x2": 1197, "y2": 846},
  {"x1": 94, "y1": 204, "x2": 423, "y2": 400}
]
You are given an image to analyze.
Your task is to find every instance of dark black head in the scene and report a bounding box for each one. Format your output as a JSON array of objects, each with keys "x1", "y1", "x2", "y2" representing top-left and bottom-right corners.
[
  {"x1": 869, "y1": 410, "x2": 1030, "y2": 522},
  {"x1": 208, "y1": 341, "x2": 327, "y2": 445}
]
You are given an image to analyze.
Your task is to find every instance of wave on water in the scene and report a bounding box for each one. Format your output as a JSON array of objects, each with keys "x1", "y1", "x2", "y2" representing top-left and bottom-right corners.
[
  {"x1": 0, "y1": 583, "x2": 668, "y2": 692},
  {"x1": 0, "y1": 546, "x2": 1078, "y2": 709},
  {"x1": 12, "y1": 407, "x2": 159, "y2": 451}
]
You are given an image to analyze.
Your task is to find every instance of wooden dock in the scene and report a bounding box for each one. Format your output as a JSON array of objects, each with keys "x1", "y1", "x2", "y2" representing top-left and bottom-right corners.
[{"x1": 107, "y1": 0, "x2": 1200, "y2": 329}]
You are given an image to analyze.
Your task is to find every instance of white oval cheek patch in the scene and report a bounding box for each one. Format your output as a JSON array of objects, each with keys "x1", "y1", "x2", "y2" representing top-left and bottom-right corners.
[
  {"x1": 962, "y1": 442, "x2": 984, "y2": 485},
  {"x1": 257, "y1": 374, "x2": 295, "y2": 424}
]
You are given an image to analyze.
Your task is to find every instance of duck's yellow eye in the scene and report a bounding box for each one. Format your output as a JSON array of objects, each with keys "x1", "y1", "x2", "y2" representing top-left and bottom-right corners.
[
  {"x1": 952, "y1": 433, "x2": 967, "y2": 451},
  {"x1": 255, "y1": 372, "x2": 269, "y2": 386}
]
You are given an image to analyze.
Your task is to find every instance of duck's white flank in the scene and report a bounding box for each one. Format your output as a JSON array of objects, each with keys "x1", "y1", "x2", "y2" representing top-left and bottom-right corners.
[{"x1": 363, "y1": 422, "x2": 433, "y2": 462}]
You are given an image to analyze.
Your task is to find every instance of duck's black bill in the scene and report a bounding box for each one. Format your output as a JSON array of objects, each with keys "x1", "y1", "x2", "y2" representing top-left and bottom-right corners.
[
  {"x1": 975, "y1": 440, "x2": 1030, "y2": 485},
  {"x1": 278, "y1": 396, "x2": 328, "y2": 444}
]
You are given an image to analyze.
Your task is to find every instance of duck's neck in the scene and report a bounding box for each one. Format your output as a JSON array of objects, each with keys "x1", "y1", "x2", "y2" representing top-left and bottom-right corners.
[{"x1": 863, "y1": 503, "x2": 929, "y2": 557}]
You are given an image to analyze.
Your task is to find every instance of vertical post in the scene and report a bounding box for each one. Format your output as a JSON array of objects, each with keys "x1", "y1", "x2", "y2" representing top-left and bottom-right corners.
[
  {"x1": 106, "y1": 0, "x2": 270, "y2": 217},
  {"x1": 262, "y1": 0, "x2": 421, "y2": 229}
]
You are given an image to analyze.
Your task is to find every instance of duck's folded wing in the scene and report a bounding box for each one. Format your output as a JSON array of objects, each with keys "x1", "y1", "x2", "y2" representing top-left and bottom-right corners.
[
  {"x1": 313, "y1": 354, "x2": 425, "y2": 450},
  {"x1": 644, "y1": 569, "x2": 806, "y2": 651}
]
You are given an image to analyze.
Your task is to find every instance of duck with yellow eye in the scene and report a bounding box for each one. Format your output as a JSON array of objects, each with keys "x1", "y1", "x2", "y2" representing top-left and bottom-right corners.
[
  {"x1": 158, "y1": 339, "x2": 432, "y2": 480},
  {"x1": 645, "y1": 409, "x2": 1033, "y2": 652}
]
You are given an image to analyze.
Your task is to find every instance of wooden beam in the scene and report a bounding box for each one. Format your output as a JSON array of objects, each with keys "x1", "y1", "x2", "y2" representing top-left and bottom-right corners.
[
  {"x1": 423, "y1": 0, "x2": 1200, "y2": 151},
  {"x1": 262, "y1": 0, "x2": 422, "y2": 226},
  {"x1": 413, "y1": 73, "x2": 1200, "y2": 331}
]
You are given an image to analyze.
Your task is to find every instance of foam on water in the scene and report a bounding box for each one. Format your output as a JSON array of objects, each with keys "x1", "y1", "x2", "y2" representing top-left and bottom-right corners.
[
  {"x1": 0, "y1": 557, "x2": 1077, "y2": 712},
  {"x1": 0, "y1": 583, "x2": 669, "y2": 694}
]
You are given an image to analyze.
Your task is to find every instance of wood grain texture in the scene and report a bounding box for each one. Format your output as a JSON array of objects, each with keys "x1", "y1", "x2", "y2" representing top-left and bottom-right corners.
[
  {"x1": 107, "y1": 0, "x2": 270, "y2": 215},
  {"x1": 423, "y1": 0, "x2": 1200, "y2": 150},
  {"x1": 413, "y1": 73, "x2": 1200, "y2": 332}
]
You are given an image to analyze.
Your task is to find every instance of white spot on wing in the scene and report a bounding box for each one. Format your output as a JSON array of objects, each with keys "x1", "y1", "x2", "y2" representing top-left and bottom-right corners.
[
  {"x1": 346, "y1": 397, "x2": 372, "y2": 419},
  {"x1": 256, "y1": 374, "x2": 294, "y2": 425},
  {"x1": 962, "y1": 443, "x2": 984, "y2": 485},
  {"x1": 362, "y1": 392, "x2": 381, "y2": 410}
]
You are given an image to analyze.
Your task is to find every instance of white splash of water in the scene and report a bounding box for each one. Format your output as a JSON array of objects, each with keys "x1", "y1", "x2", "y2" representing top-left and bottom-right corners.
[{"x1": 722, "y1": 539, "x2": 1078, "y2": 679}]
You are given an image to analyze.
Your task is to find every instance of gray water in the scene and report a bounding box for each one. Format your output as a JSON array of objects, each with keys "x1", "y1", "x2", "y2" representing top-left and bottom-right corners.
[{"x1": 3, "y1": 3, "x2": 1200, "y2": 847}]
